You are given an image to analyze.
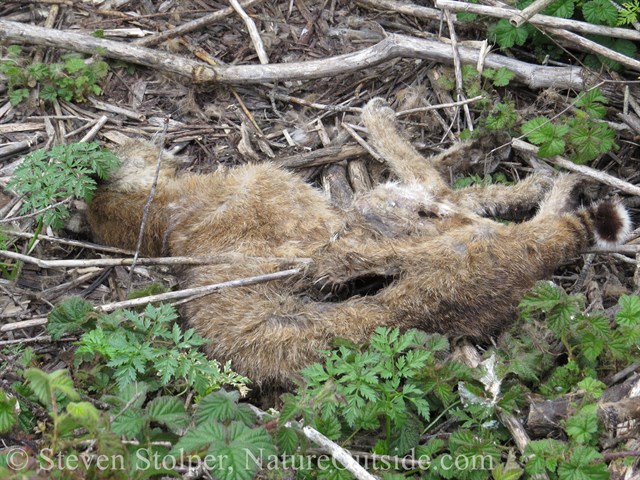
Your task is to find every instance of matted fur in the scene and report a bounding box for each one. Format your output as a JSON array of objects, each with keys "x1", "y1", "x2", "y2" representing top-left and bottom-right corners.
[{"x1": 87, "y1": 98, "x2": 630, "y2": 388}]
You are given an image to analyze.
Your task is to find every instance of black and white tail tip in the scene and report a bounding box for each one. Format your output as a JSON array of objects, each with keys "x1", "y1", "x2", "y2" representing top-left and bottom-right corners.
[{"x1": 593, "y1": 201, "x2": 632, "y2": 248}]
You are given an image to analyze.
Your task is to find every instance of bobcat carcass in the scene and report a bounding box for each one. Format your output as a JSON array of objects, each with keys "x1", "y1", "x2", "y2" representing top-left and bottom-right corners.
[{"x1": 87, "y1": 98, "x2": 631, "y2": 388}]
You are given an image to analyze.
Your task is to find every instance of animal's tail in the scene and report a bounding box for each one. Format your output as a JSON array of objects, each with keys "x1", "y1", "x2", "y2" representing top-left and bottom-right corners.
[{"x1": 588, "y1": 201, "x2": 632, "y2": 248}]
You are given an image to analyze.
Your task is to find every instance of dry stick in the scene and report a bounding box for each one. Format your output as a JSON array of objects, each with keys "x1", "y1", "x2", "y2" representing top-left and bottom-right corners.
[
  {"x1": 79, "y1": 115, "x2": 108, "y2": 142},
  {"x1": 435, "y1": 0, "x2": 640, "y2": 42},
  {"x1": 512, "y1": 139, "x2": 640, "y2": 197},
  {"x1": 456, "y1": 343, "x2": 550, "y2": 480},
  {"x1": 0, "y1": 317, "x2": 48, "y2": 333},
  {"x1": 6, "y1": 231, "x2": 134, "y2": 254},
  {"x1": 396, "y1": 94, "x2": 483, "y2": 116},
  {"x1": 358, "y1": 0, "x2": 442, "y2": 21},
  {"x1": 542, "y1": 27, "x2": 640, "y2": 72},
  {"x1": 0, "y1": 197, "x2": 72, "y2": 223},
  {"x1": 341, "y1": 123, "x2": 386, "y2": 163},
  {"x1": 443, "y1": 9, "x2": 473, "y2": 132},
  {"x1": 0, "y1": 268, "x2": 303, "y2": 333},
  {"x1": 228, "y1": 0, "x2": 269, "y2": 64},
  {"x1": 98, "y1": 268, "x2": 302, "y2": 313},
  {"x1": 0, "y1": 249, "x2": 311, "y2": 269},
  {"x1": 126, "y1": 118, "x2": 169, "y2": 291},
  {"x1": 509, "y1": 0, "x2": 557, "y2": 27},
  {"x1": 301, "y1": 427, "x2": 378, "y2": 480},
  {"x1": 135, "y1": 0, "x2": 264, "y2": 47},
  {"x1": 0, "y1": 21, "x2": 595, "y2": 87}
]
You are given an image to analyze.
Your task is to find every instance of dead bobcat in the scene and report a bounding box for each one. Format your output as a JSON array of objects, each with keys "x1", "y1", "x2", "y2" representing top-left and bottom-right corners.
[{"x1": 87, "y1": 98, "x2": 631, "y2": 388}]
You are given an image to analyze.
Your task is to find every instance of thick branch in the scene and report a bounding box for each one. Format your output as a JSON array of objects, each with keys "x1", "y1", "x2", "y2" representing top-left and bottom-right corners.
[{"x1": 0, "y1": 20, "x2": 593, "y2": 90}]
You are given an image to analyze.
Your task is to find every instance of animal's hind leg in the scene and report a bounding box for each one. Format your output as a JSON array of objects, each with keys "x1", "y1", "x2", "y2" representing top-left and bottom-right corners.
[
  {"x1": 456, "y1": 171, "x2": 554, "y2": 218},
  {"x1": 535, "y1": 174, "x2": 583, "y2": 218},
  {"x1": 362, "y1": 98, "x2": 449, "y2": 192}
]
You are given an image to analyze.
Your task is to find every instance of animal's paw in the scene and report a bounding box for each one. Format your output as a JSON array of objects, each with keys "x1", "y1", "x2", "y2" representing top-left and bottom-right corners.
[{"x1": 362, "y1": 97, "x2": 396, "y2": 130}]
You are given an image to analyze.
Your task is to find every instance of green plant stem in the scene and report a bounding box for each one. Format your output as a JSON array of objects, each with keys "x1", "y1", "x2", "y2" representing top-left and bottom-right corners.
[{"x1": 423, "y1": 399, "x2": 461, "y2": 434}]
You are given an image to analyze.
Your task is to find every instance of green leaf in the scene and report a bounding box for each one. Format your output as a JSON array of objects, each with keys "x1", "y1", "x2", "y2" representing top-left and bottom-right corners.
[
  {"x1": 275, "y1": 426, "x2": 299, "y2": 455},
  {"x1": 616, "y1": 295, "x2": 640, "y2": 327},
  {"x1": 492, "y1": 450, "x2": 524, "y2": 480},
  {"x1": 174, "y1": 421, "x2": 276, "y2": 480},
  {"x1": 66, "y1": 401, "x2": 100, "y2": 431},
  {"x1": 569, "y1": 122, "x2": 616, "y2": 163},
  {"x1": 48, "y1": 297, "x2": 94, "y2": 340},
  {"x1": 197, "y1": 389, "x2": 243, "y2": 424},
  {"x1": 491, "y1": 19, "x2": 529, "y2": 48},
  {"x1": 565, "y1": 404, "x2": 600, "y2": 444},
  {"x1": 545, "y1": 0, "x2": 575, "y2": 18},
  {"x1": 524, "y1": 439, "x2": 565, "y2": 475},
  {"x1": 583, "y1": 0, "x2": 619, "y2": 25},
  {"x1": 111, "y1": 406, "x2": 145, "y2": 438},
  {"x1": 538, "y1": 138, "x2": 566, "y2": 157},
  {"x1": 521, "y1": 118, "x2": 554, "y2": 144},
  {"x1": 146, "y1": 396, "x2": 188, "y2": 432},
  {"x1": 575, "y1": 88, "x2": 608, "y2": 119},
  {"x1": 0, "y1": 391, "x2": 18, "y2": 434},
  {"x1": 9, "y1": 88, "x2": 29, "y2": 106},
  {"x1": 24, "y1": 368, "x2": 79, "y2": 408},
  {"x1": 557, "y1": 446, "x2": 608, "y2": 480},
  {"x1": 492, "y1": 67, "x2": 515, "y2": 87}
]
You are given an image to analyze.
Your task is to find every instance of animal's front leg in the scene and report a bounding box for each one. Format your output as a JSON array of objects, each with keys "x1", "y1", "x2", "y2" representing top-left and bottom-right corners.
[{"x1": 362, "y1": 98, "x2": 449, "y2": 192}]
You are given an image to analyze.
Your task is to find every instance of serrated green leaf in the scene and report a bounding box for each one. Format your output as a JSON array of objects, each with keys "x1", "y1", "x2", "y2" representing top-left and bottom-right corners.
[
  {"x1": 0, "y1": 391, "x2": 18, "y2": 434},
  {"x1": 491, "y1": 19, "x2": 530, "y2": 48},
  {"x1": 196, "y1": 389, "x2": 242, "y2": 424},
  {"x1": 66, "y1": 401, "x2": 100, "y2": 429},
  {"x1": 48, "y1": 297, "x2": 94, "y2": 340},
  {"x1": 492, "y1": 67, "x2": 515, "y2": 87},
  {"x1": 583, "y1": 0, "x2": 619, "y2": 25},
  {"x1": 276, "y1": 426, "x2": 299, "y2": 454},
  {"x1": 146, "y1": 396, "x2": 188, "y2": 432},
  {"x1": 538, "y1": 138, "x2": 566, "y2": 157},
  {"x1": 545, "y1": 0, "x2": 575, "y2": 18},
  {"x1": 557, "y1": 446, "x2": 608, "y2": 480},
  {"x1": 616, "y1": 295, "x2": 640, "y2": 327},
  {"x1": 112, "y1": 406, "x2": 145, "y2": 438}
]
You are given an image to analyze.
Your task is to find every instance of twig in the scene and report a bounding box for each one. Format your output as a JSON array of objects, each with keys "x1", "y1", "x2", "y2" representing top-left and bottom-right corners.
[
  {"x1": 79, "y1": 115, "x2": 108, "y2": 142},
  {"x1": 455, "y1": 342, "x2": 550, "y2": 480},
  {"x1": 435, "y1": 0, "x2": 640, "y2": 42},
  {"x1": 98, "y1": 268, "x2": 302, "y2": 313},
  {"x1": 342, "y1": 123, "x2": 385, "y2": 163},
  {"x1": 395, "y1": 95, "x2": 484, "y2": 116},
  {"x1": 509, "y1": 0, "x2": 557, "y2": 27},
  {"x1": 0, "y1": 250, "x2": 311, "y2": 269},
  {"x1": 271, "y1": 93, "x2": 361, "y2": 113},
  {"x1": 0, "y1": 335, "x2": 76, "y2": 346},
  {"x1": 127, "y1": 118, "x2": 169, "y2": 291},
  {"x1": 135, "y1": 0, "x2": 264, "y2": 47},
  {"x1": 301, "y1": 426, "x2": 378, "y2": 480},
  {"x1": 512, "y1": 139, "x2": 640, "y2": 197},
  {"x1": 543, "y1": 27, "x2": 640, "y2": 72},
  {"x1": 0, "y1": 317, "x2": 48, "y2": 333},
  {"x1": 0, "y1": 21, "x2": 594, "y2": 88},
  {"x1": 229, "y1": 0, "x2": 269, "y2": 64},
  {"x1": 4, "y1": 231, "x2": 134, "y2": 254},
  {"x1": 443, "y1": 9, "x2": 473, "y2": 131},
  {"x1": 0, "y1": 197, "x2": 72, "y2": 223}
]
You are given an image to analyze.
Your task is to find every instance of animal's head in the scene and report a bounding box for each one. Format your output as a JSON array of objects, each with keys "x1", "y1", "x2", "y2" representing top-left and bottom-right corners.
[{"x1": 106, "y1": 139, "x2": 181, "y2": 192}]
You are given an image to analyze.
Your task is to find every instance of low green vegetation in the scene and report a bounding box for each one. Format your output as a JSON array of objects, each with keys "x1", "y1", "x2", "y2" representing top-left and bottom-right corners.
[
  {"x1": 0, "y1": 46, "x2": 109, "y2": 105},
  {"x1": 0, "y1": 282, "x2": 637, "y2": 479}
]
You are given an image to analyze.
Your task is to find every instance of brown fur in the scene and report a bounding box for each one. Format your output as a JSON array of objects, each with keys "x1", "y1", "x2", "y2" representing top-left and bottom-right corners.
[{"x1": 87, "y1": 98, "x2": 630, "y2": 388}]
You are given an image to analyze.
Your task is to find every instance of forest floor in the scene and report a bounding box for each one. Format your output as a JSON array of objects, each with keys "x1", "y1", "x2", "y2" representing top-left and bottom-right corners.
[{"x1": 1, "y1": 1, "x2": 640, "y2": 479}]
